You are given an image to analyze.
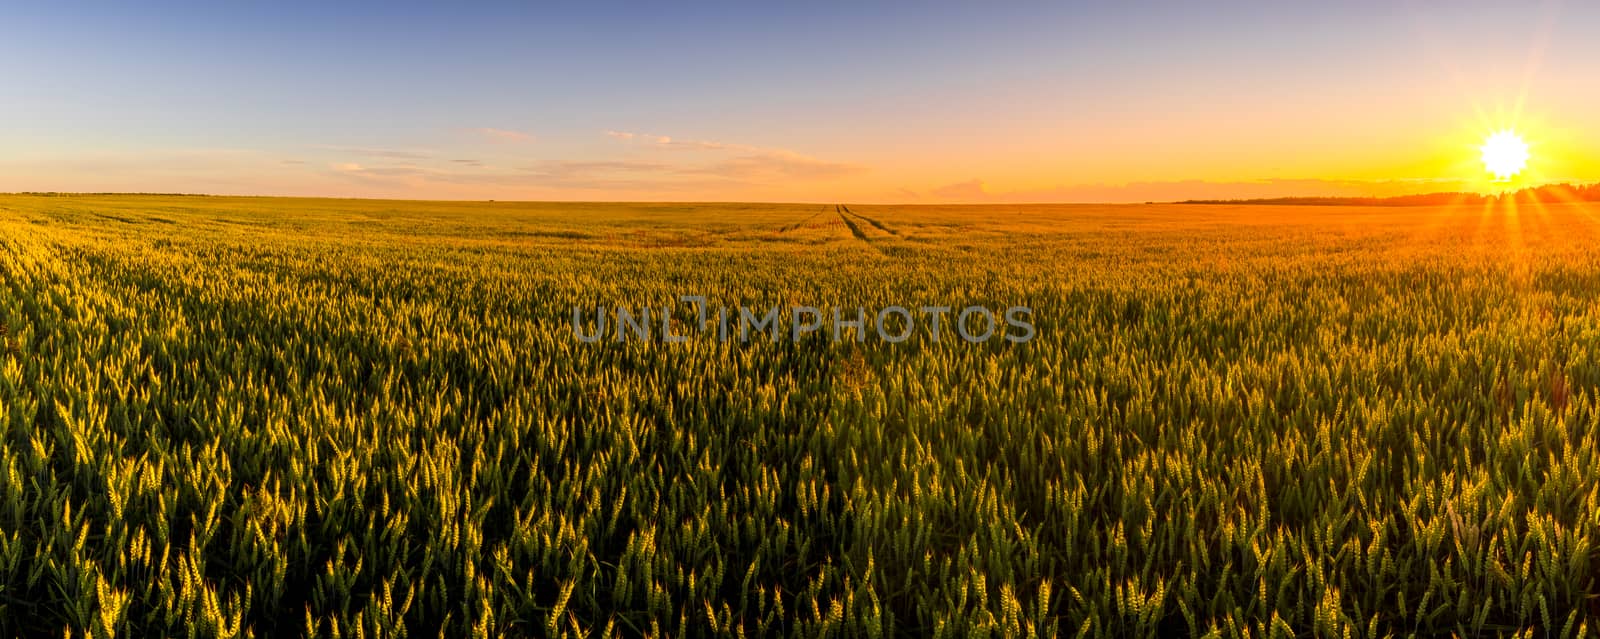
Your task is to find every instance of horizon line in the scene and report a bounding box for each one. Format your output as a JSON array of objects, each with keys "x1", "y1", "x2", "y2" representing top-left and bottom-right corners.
[{"x1": 6, "y1": 182, "x2": 1598, "y2": 207}]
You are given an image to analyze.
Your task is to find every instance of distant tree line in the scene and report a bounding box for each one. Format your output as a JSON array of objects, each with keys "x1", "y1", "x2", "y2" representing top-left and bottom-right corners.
[
  {"x1": 7, "y1": 191, "x2": 214, "y2": 197},
  {"x1": 1182, "y1": 182, "x2": 1600, "y2": 206}
]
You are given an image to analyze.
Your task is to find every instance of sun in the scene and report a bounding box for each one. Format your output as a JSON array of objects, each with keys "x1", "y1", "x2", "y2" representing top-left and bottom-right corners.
[{"x1": 1480, "y1": 130, "x2": 1529, "y2": 181}]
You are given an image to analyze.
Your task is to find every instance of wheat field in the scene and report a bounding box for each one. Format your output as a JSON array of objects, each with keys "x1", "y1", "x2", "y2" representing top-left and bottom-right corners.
[{"x1": 1, "y1": 193, "x2": 1597, "y2": 637}]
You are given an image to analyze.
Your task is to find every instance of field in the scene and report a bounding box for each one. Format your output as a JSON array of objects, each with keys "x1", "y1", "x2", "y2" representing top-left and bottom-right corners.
[{"x1": 1, "y1": 193, "x2": 1598, "y2": 637}]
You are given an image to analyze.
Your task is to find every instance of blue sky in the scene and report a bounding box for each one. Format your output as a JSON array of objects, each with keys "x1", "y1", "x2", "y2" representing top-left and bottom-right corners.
[{"x1": 2, "y1": 1, "x2": 1594, "y2": 201}]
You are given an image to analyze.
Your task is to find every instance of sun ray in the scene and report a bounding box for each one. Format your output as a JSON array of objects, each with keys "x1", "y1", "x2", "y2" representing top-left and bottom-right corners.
[
  {"x1": 1473, "y1": 190, "x2": 1497, "y2": 254},
  {"x1": 1512, "y1": 0, "x2": 1563, "y2": 126},
  {"x1": 1505, "y1": 194, "x2": 1521, "y2": 254},
  {"x1": 1413, "y1": 190, "x2": 1473, "y2": 250},
  {"x1": 1522, "y1": 189, "x2": 1556, "y2": 249},
  {"x1": 1537, "y1": 182, "x2": 1600, "y2": 248}
]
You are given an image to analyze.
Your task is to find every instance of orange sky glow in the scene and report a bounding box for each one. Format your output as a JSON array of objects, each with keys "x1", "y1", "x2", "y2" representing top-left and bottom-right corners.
[{"x1": 2, "y1": 3, "x2": 1596, "y2": 202}]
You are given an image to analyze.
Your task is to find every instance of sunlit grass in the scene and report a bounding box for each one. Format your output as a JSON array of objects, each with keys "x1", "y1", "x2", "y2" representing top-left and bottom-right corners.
[{"x1": 0, "y1": 194, "x2": 1597, "y2": 637}]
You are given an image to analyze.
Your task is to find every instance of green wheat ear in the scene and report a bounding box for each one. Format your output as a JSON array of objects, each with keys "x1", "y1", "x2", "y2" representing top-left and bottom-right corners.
[{"x1": 3, "y1": 198, "x2": 1600, "y2": 636}]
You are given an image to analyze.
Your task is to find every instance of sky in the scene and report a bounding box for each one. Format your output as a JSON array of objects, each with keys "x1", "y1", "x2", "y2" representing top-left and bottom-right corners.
[{"x1": 2, "y1": 0, "x2": 1597, "y2": 203}]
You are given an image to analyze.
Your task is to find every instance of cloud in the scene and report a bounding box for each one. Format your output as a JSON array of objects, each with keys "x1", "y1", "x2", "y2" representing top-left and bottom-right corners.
[
  {"x1": 335, "y1": 161, "x2": 504, "y2": 180},
  {"x1": 0, "y1": 145, "x2": 847, "y2": 200},
  {"x1": 603, "y1": 130, "x2": 755, "y2": 152},
  {"x1": 0, "y1": 148, "x2": 323, "y2": 196},
  {"x1": 314, "y1": 145, "x2": 433, "y2": 160},
  {"x1": 349, "y1": 166, "x2": 433, "y2": 177},
  {"x1": 659, "y1": 138, "x2": 741, "y2": 151},
  {"x1": 525, "y1": 160, "x2": 673, "y2": 178},
  {"x1": 603, "y1": 130, "x2": 864, "y2": 182},
  {"x1": 324, "y1": 159, "x2": 690, "y2": 192},
  {"x1": 516, "y1": 161, "x2": 702, "y2": 190},
  {"x1": 330, "y1": 163, "x2": 450, "y2": 181},
  {"x1": 695, "y1": 150, "x2": 865, "y2": 181},
  {"x1": 467, "y1": 128, "x2": 533, "y2": 143},
  {"x1": 931, "y1": 179, "x2": 990, "y2": 200},
  {"x1": 313, "y1": 130, "x2": 865, "y2": 197}
]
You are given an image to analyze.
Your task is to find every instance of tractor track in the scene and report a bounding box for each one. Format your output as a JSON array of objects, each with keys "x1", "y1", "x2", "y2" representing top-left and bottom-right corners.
[
  {"x1": 836, "y1": 205, "x2": 871, "y2": 242},
  {"x1": 780, "y1": 205, "x2": 830, "y2": 233},
  {"x1": 840, "y1": 205, "x2": 902, "y2": 237},
  {"x1": 834, "y1": 205, "x2": 885, "y2": 254}
]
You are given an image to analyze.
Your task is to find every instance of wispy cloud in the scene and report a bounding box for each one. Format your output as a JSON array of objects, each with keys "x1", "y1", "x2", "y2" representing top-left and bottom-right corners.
[
  {"x1": 0, "y1": 148, "x2": 348, "y2": 197},
  {"x1": 524, "y1": 160, "x2": 674, "y2": 178},
  {"x1": 692, "y1": 150, "x2": 864, "y2": 181},
  {"x1": 603, "y1": 130, "x2": 759, "y2": 152},
  {"x1": 658, "y1": 138, "x2": 746, "y2": 152},
  {"x1": 931, "y1": 179, "x2": 989, "y2": 200},
  {"x1": 310, "y1": 131, "x2": 865, "y2": 197},
  {"x1": 603, "y1": 130, "x2": 864, "y2": 182},
  {"x1": 466, "y1": 127, "x2": 534, "y2": 143},
  {"x1": 338, "y1": 165, "x2": 434, "y2": 178},
  {"x1": 325, "y1": 159, "x2": 715, "y2": 193},
  {"x1": 314, "y1": 145, "x2": 433, "y2": 160},
  {"x1": 517, "y1": 160, "x2": 702, "y2": 190}
]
